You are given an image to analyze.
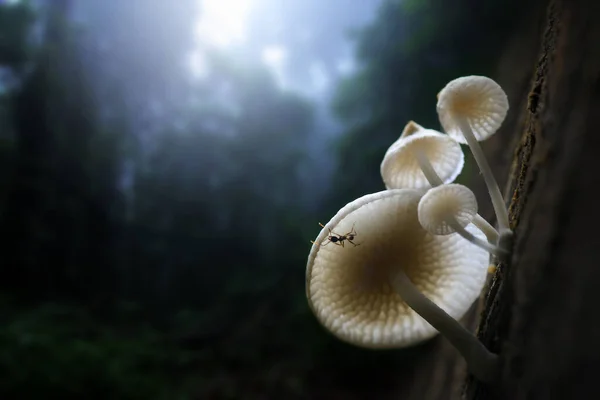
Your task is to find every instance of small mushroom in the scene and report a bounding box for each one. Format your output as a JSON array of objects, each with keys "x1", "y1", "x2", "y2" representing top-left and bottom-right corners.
[
  {"x1": 306, "y1": 189, "x2": 499, "y2": 383},
  {"x1": 417, "y1": 184, "x2": 506, "y2": 258},
  {"x1": 436, "y1": 76, "x2": 511, "y2": 238},
  {"x1": 381, "y1": 121, "x2": 498, "y2": 243},
  {"x1": 380, "y1": 121, "x2": 464, "y2": 189}
]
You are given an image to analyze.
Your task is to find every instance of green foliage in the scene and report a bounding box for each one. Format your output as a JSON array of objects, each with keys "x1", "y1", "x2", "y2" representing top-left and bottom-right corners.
[
  {"x1": 0, "y1": 305, "x2": 193, "y2": 399},
  {"x1": 0, "y1": 0, "x2": 123, "y2": 300}
]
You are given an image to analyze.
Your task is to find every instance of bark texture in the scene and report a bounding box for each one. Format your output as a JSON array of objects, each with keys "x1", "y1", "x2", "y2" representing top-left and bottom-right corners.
[
  {"x1": 466, "y1": 0, "x2": 600, "y2": 398},
  {"x1": 403, "y1": 0, "x2": 600, "y2": 398}
]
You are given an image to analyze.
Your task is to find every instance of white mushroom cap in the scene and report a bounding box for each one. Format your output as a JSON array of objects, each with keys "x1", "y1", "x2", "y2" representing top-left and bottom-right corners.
[
  {"x1": 436, "y1": 76, "x2": 509, "y2": 143},
  {"x1": 380, "y1": 121, "x2": 464, "y2": 189},
  {"x1": 398, "y1": 118, "x2": 422, "y2": 139},
  {"x1": 306, "y1": 189, "x2": 489, "y2": 348},
  {"x1": 418, "y1": 184, "x2": 478, "y2": 235}
]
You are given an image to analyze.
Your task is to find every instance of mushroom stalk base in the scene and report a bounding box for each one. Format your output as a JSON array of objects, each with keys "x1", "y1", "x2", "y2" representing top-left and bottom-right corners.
[
  {"x1": 448, "y1": 219, "x2": 508, "y2": 259},
  {"x1": 455, "y1": 117, "x2": 511, "y2": 235},
  {"x1": 391, "y1": 270, "x2": 500, "y2": 384},
  {"x1": 472, "y1": 215, "x2": 499, "y2": 243}
]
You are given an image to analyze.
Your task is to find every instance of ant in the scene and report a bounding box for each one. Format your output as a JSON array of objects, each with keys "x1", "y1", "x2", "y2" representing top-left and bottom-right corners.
[{"x1": 311, "y1": 222, "x2": 360, "y2": 247}]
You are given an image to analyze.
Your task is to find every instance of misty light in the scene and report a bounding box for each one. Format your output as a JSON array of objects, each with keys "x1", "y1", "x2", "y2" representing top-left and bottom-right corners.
[
  {"x1": 336, "y1": 58, "x2": 356, "y2": 76},
  {"x1": 308, "y1": 61, "x2": 330, "y2": 94},
  {"x1": 261, "y1": 45, "x2": 286, "y2": 67},
  {"x1": 195, "y1": 0, "x2": 253, "y2": 48},
  {"x1": 261, "y1": 45, "x2": 288, "y2": 87}
]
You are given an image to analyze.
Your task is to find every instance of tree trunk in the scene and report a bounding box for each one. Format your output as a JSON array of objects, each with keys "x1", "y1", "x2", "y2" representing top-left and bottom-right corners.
[
  {"x1": 464, "y1": 0, "x2": 600, "y2": 397},
  {"x1": 467, "y1": 0, "x2": 600, "y2": 397},
  {"x1": 403, "y1": 0, "x2": 600, "y2": 398}
]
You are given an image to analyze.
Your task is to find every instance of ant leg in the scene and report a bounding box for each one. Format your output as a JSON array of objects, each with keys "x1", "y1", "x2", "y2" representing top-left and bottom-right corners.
[
  {"x1": 311, "y1": 238, "x2": 332, "y2": 247},
  {"x1": 319, "y1": 239, "x2": 333, "y2": 247},
  {"x1": 348, "y1": 222, "x2": 357, "y2": 237},
  {"x1": 347, "y1": 240, "x2": 361, "y2": 247},
  {"x1": 318, "y1": 222, "x2": 344, "y2": 238}
]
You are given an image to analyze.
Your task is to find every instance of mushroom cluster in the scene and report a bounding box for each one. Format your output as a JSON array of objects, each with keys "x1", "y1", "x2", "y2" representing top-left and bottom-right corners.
[{"x1": 306, "y1": 76, "x2": 512, "y2": 384}]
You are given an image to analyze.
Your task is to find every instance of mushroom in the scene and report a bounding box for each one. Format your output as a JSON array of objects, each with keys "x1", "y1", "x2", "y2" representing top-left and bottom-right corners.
[
  {"x1": 417, "y1": 183, "x2": 506, "y2": 258},
  {"x1": 381, "y1": 121, "x2": 464, "y2": 189},
  {"x1": 306, "y1": 189, "x2": 499, "y2": 383},
  {"x1": 436, "y1": 76, "x2": 511, "y2": 239},
  {"x1": 381, "y1": 121, "x2": 498, "y2": 243}
]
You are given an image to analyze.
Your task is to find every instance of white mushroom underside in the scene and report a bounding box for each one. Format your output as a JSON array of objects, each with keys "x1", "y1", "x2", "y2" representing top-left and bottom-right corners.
[
  {"x1": 437, "y1": 76, "x2": 509, "y2": 143},
  {"x1": 418, "y1": 184, "x2": 478, "y2": 235},
  {"x1": 381, "y1": 132, "x2": 464, "y2": 189},
  {"x1": 306, "y1": 190, "x2": 489, "y2": 348}
]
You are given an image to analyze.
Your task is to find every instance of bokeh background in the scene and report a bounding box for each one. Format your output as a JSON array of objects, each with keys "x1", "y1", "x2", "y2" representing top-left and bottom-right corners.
[{"x1": 0, "y1": 0, "x2": 528, "y2": 398}]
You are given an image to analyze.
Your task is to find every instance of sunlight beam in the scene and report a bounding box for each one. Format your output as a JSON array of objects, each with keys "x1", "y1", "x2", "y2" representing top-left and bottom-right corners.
[
  {"x1": 261, "y1": 45, "x2": 288, "y2": 88},
  {"x1": 195, "y1": 0, "x2": 253, "y2": 48}
]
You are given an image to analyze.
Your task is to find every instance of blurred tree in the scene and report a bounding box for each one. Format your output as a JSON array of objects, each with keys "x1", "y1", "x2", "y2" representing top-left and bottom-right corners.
[
  {"x1": 0, "y1": 0, "x2": 36, "y2": 76},
  {"x1": 125, "y1": 53, "x2": 318, "y2": 317},
  {"x1": 0, "y1": 0, "x2": 321, "y2": 323},
  {"x1": 0, "y1": 1, "x2": 37, "y2": 219},
  {"x1": 0, "y1": 0, "x2": 123, "y2": 303}
]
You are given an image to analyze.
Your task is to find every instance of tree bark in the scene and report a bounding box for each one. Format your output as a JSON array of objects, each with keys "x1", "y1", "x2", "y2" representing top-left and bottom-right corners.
[
  {"x1": 401, "y1": 0, "x2": 600, "y2": 398},
  {"x1": 465, "y1": 0, "x2": 600, "y2": 398}
]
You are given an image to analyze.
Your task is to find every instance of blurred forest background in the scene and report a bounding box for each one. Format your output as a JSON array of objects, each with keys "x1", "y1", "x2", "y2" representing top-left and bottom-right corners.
[{"x1": 0, "y1": 0, "x2": 530, "y2": 398}]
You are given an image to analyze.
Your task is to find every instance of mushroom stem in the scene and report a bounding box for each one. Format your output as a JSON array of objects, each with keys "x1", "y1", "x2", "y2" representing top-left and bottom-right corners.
[
  {"x1": 391, "y1": 269, "x2": 500, "y2": 384},
  {"x1": 447, "y1": 219, "x2": 507, "y2": 259},
  {"x1": 472, "y1": 215, "x2": 499, "y2": 243},
  {"x1": 413, "y1": 149, "x2": 500, "y2": 244},
  {"x1": 455, "y1": 117, "x2": 511, "y2": 235},
  {"x1": 413, "y1": 149, "x2": 444, "y2": 186}
]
